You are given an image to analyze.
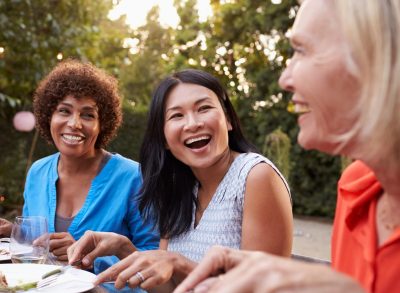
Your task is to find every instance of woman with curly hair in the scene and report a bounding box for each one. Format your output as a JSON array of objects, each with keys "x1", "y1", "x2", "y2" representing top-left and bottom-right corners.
[{"x1": 0, "y1": 60, "x2": 159, "y2": 273}]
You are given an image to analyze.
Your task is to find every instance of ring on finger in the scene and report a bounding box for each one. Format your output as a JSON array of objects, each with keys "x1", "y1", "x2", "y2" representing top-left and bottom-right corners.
[{"x1": 135, "y1": 271, "x2": 145, "y2": 284}]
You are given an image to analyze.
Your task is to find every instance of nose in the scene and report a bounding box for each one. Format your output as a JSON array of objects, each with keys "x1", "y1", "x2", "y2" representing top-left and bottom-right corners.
[
  {"x1": 278, "y1": 61, "x2": 294, "y2": 92},
  {"x1": 67, "y1": 114, "x2": 82, "y2": 129},
  {"x1": 183, "y1": 113, "x2": 204, "y2": 131}
]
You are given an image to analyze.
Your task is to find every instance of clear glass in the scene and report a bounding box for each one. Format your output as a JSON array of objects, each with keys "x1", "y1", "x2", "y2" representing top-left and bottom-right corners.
[{"x1": 10, "y1": 216, "x2": 49, "y2": 264}]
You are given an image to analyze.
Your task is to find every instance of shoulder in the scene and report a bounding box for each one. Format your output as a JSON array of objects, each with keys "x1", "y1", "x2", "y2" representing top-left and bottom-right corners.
[
  {"x1": 242, "y1": 153, "x2": 289, "y2": 192},
  {"x1": 28, "y1": 153, "x2": 58, "y2": 174},
  {"x1": 246, "y1": 162, "x2": 284, "y2": 189},
  {"x1": 109, "y1": 153, "x2": 140, "y2": 173}
]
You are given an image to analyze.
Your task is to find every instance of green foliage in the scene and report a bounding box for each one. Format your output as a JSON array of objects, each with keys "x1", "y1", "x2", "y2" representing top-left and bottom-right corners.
[
  {"x1": 0, "y1": 0, "x2": 129, "y2": 110},
  {"x1": 108, "y1": 104, "x2": 148, "y2": 160},
  {"x1": 119, "y1": 7, "x2": 173, "y2": 108},
  {"x1": 165, "y1": 0, "x2": 339, "y2": 217},
  {"x1": 263, "y1": 128, "x2": 291, "y2": 180},
  {"x1": 0, "y1": 0, "x2": 342, "y2": 218}
]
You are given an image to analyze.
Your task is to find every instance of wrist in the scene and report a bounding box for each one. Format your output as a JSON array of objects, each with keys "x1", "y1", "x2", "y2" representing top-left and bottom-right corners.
[
  {"x1": 117, "y1": 234, "x2": 136, "y2": 259},
  {"x1": 171, "y1": 252, "x2": 196, "y2": 281}
]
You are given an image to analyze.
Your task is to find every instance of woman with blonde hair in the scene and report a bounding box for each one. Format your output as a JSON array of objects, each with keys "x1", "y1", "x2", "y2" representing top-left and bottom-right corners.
[{"x1": 175, "y1": 0, "x2": 400, "y2": 292}]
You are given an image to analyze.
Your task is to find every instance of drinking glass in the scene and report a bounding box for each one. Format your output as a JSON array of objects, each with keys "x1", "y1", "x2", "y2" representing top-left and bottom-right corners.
[{"x1": 10, "y1": 216, "x2": 49, "y2": 264}]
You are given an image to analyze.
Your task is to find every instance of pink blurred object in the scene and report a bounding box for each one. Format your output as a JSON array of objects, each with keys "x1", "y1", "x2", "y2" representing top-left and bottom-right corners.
[{"x1": 13, "y1": 111, "x2": 35, "y2": 132}]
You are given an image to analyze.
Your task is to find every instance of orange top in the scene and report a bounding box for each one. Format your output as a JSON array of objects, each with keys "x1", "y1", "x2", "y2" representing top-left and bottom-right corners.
[{"x1": 332, "y1": 160, "x2": 400, "y2": 293}]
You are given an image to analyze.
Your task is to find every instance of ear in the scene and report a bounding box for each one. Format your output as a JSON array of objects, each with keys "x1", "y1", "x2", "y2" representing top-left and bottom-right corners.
[{"x1": 227, "y1": 120, "x2": 233, "y2": 131}]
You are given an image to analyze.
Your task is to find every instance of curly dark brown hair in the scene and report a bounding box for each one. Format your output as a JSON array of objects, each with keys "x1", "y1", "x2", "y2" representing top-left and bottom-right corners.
[{"x1": 33, "y1": 59, "x2": 122, "y2": 149}]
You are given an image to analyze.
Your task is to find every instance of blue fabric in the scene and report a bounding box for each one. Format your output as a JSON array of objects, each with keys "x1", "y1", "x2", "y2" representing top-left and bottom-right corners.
[{"x1": 22, "y1": 152, "x2": 159, "y2": 274}]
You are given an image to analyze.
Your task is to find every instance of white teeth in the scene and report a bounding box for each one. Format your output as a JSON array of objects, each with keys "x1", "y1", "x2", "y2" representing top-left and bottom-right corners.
[
  {"x1": 63, "y1": 134, "x2": 83, "y2": 141},
  {"x1": 185, "y1": 135, "x2": 210, "y2": 145},
  {"x1": 294, "y1": 103, "x2": 311, "y2": 114}
]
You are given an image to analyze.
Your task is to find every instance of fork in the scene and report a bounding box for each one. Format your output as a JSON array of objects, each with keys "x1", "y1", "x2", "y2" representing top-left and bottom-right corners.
[{"x1": 36, "y1": 259, "x2": 83, "y2": 289}]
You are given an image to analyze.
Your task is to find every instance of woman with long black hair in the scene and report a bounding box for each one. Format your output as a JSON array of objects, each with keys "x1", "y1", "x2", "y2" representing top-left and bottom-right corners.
[{"x1": 68, "y1": 69, "x2": 292, "y2": 292}]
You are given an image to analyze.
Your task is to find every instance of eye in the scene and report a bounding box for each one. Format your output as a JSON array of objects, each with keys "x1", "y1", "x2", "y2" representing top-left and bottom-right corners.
[
  {"x1": 168, "y1": 112, "x2": 183, "y2": 120},
  {"x1": 82, "y1": 112, "x2": 97, "y2": 120},
  {"x1": 198, "y1": 105, "x2": 213, "y2": 112},
  {"x1": 291, "y1": 45, "x2": 305, "y2": 56},
  {"x1": 57, "y1": 107, "x2": 70, "y2": 115}
]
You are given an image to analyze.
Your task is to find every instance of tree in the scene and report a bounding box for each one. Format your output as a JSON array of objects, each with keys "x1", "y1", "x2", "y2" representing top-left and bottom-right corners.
[
  {"x1": 0, "y1": 0, "x2": 131, "y2": 207},
  {"x1": 167, "y1": 0, "x2": 340, "y2": 217}
]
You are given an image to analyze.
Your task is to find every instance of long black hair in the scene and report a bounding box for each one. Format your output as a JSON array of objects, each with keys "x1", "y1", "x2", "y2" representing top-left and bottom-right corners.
[{"x1": 139, "y1": 69, "x2": 258, "y2": 238}]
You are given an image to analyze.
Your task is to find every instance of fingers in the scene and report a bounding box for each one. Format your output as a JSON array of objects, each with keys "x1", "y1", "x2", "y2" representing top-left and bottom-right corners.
[
  {"x1": 0, "y1": 219, "x2": 12, "y2": 237},
  {"x1": 50, "y1": 233, "x2": 75, "y2": 253},
  {"x1": 50, "y1": 232, "x2": 68, "y2": 239},
  {"x1": 95, "y1": 250, "x2": 176, "y2": 291},
  {"x1": 95, "y1": 252, "x2": 139, "y2": 289},
  {"x1": 174, "y1": 246, "x2": 235, "y2": 293},
  {"x1": 205, "y1": 262, "x2": 257, "y2": 293},
  {"x1": 67, "y1": 231, "x2": 96, "y2": 267},
  {"x1": 56, "y1": 254, "x2": 68, "y2": 261},
  {"x1": 189, "y1": 277, "x2": 219, "y2": 293}
]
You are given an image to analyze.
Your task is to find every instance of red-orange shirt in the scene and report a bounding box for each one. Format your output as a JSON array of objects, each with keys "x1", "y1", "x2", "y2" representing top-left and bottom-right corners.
[{"x1": 332, "y1": 160, "x2": 400, "y2": 293}]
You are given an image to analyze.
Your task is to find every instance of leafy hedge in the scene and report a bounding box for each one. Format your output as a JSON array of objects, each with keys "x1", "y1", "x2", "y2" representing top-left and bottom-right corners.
[{"x1": 0, "y1": 104, "x2": 340, "y2": 218}]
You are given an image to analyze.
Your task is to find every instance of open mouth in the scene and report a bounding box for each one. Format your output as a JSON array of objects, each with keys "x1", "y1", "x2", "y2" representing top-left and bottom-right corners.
[
  {"x1": 184, "y1": 135, "x2": 211, "y2": 149},
  {"x1": 62, "y1": 134, "x2": 85, "y2": 144},
  {"x1": 287, "y1": 101, "x2": 311, "y2": 114}
]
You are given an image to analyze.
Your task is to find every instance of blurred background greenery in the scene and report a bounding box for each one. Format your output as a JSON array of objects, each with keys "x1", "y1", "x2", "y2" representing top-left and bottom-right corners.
[{"x1": 0, "y1": 0, "x2": 343, "y2": 218}]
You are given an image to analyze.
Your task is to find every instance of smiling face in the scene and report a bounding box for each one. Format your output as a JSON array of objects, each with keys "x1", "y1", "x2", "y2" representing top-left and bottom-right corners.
[
  {"x1": 163, "y1": 83, "x2": 232, "y2": 170},
  {"x1": 279, "y1": 0, "x2": 360, "y2": 155},
  {"x1": 50, "y1": 95, "x2": 100, "y2": 158}
]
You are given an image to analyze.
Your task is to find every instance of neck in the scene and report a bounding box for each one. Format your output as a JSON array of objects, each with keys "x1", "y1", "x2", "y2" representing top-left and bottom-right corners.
[
  {"x1": 58, "y1": 149, "x2": 105, "y2": 175},
  {"x1": 365, "y1": 158, "x2": 400, "y2": 201},
  {"x1": 192, "y1": 148, "x2": 236, "y2": 195}
]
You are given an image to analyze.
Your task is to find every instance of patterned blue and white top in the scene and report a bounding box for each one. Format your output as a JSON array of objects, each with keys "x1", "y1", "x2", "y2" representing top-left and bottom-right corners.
[{"x1": 167, "y1": 152, "x2": 290, "y2": 262}]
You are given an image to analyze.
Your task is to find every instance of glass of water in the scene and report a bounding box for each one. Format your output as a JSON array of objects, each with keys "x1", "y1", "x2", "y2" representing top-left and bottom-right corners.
[{"x1": 10, "y1": 216, "x2": 49, "y2": 264}]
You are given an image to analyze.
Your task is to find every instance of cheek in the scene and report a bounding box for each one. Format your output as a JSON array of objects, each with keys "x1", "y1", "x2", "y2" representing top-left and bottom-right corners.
[{"x1": 163, "y1": 124, "x2": 178, "y2": 148}]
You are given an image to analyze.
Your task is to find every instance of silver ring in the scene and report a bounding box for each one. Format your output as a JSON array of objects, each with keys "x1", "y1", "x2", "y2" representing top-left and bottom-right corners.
[{"x1": 135, "y1": 271, "x2": 145, "y2": 283}]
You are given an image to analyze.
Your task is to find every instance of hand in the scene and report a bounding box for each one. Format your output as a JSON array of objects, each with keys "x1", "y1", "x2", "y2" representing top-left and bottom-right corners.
[
  {"x1": 0, "y1": 218, "x2": 12, "y2": 237},
  {"x1": 174, "y1": 246, "x2": 250, "y2": 293},
  {"x1": 49, "y1": 232, "x2": 75, "y2": 261},
  {"x1": 67, "y1": 231, "x2": 134, "y2": 269},
  {"x1": 174, "y1": 246, "x2": 366, "y2": 293},
  {"x1": 95, "y1": 250, "x2": 184, "y2": 290}
]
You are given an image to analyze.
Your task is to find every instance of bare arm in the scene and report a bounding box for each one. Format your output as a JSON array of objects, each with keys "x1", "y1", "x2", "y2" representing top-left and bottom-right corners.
[{"x1": 241, "y1": 163, "x2": 293, "y2": 256}]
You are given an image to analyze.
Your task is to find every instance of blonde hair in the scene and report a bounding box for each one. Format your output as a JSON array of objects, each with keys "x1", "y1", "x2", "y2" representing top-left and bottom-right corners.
[{"x1": 336, "y1": 0, "x2": 400, "y2": 169}]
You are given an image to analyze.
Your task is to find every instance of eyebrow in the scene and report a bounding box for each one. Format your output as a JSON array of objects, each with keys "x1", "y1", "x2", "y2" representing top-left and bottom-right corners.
[
  {"x1": 58, "y1": 102, "x2": 98, "y2": 111},
  {"x1": 165, "y1": 97, "x2": 212, "y2": 113},
  {"x1": 290, "y1": 32, "x2": 312, "y2": 48}
]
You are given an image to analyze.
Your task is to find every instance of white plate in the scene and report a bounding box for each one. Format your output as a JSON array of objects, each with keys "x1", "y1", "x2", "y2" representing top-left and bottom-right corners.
[
  {"x1": 0, "y1": 263, "x2": 96, "y2": 292},
  {"x1": 0, "y1": 242, "x2": 10, "y2": 261}
]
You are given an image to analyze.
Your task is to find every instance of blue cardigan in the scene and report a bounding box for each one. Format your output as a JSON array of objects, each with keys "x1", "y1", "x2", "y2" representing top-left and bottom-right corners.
[{"x1": 22, "y1": 152, "x2": 159, "y2": 273}]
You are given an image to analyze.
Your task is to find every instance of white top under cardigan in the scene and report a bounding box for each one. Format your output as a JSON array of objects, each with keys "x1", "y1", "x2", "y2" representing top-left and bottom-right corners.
[{"x1": 167, "y1": 152, "x2": 290, "y2": 262}]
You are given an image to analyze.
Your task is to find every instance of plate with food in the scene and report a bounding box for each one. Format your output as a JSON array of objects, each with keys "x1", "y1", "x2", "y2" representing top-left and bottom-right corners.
[
  {"x1": 0, "y1": 263, "x2": 96, "y2": 292},
  {"x1": 0, "y1": 240, "x2": 10, "y2": 262}
]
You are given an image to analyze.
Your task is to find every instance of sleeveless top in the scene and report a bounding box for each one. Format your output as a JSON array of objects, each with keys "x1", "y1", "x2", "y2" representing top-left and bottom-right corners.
[{"x1": 167, "y1": 152, "x2": 290, "y2": 262}]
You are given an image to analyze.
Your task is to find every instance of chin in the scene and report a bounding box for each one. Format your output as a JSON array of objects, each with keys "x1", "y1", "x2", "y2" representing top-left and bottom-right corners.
[{"x1": 297, "y1": 134, "x2": 335, "y2": 155}]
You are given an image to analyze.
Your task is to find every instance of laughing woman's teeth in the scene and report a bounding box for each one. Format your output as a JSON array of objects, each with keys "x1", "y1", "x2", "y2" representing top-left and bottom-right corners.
[
  {"x1": 63, "y1": 134, "x2": 83, "y2": 143},
  {"x1": 295, "y1": 103, "x2": 311, "y2": 114},
  {"x1": 185, "y1": 136, "x2": 210, "y2": 145},
  {"x1": 184, "y1": 135, "x2": 211, "y2": 149},
  {"x1": 287, "y1": 102, "x2": 311, "y2": 114}
]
